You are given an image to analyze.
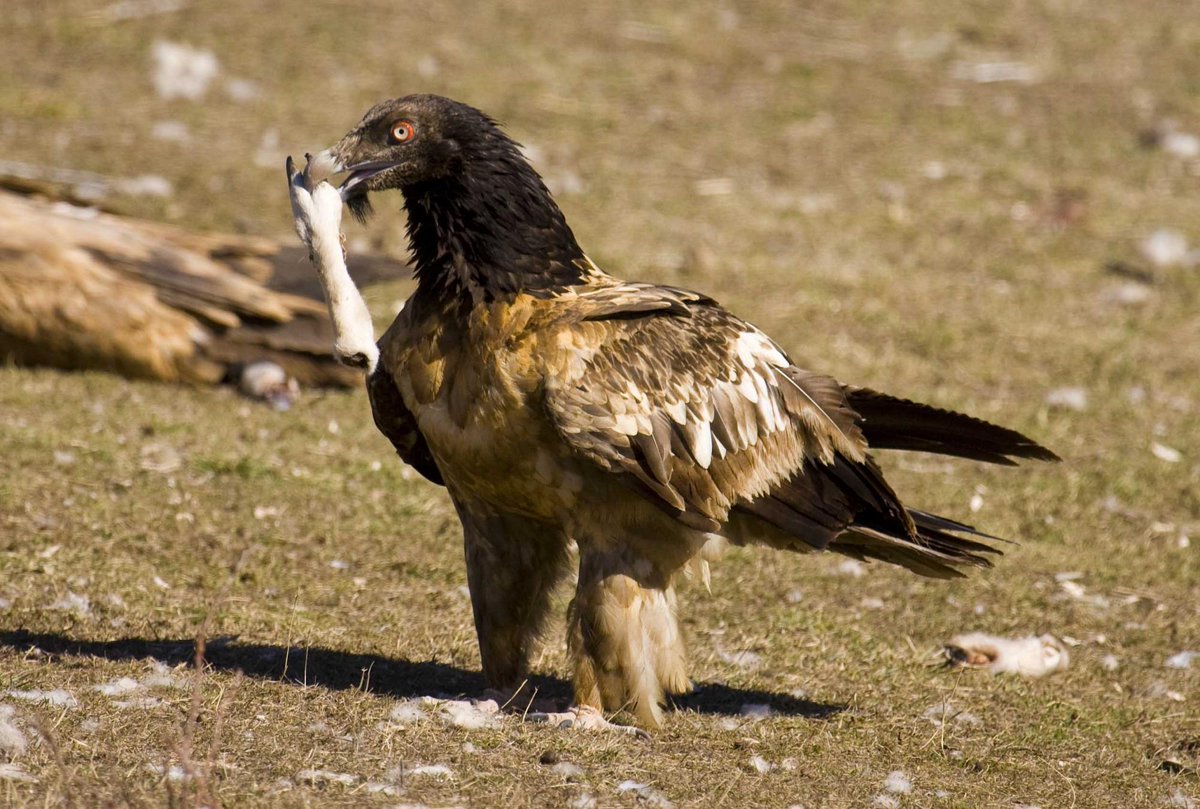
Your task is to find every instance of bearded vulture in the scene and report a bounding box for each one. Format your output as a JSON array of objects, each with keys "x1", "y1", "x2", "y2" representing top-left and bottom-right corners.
[{"x1": 285, "y1": 94, "x2": 1057, "y2": 730}]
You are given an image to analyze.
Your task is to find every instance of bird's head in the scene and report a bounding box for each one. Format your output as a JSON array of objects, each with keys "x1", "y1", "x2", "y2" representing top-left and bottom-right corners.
[{"x1": 309, "y1": 94, "x2": 508, "y2": 224}]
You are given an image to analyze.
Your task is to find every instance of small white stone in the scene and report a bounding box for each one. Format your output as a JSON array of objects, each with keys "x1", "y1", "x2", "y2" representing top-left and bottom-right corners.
[
  {"x1": 1101, "y1": 654, "x2": 1120, "y2": 671},
  {"x1": 1141, "y1": 229, "x2": 1190, "y2": 268},
  {"x1": 1151, "y1": 442, "x2": 1183, "y2": 463},
  {"x1": 1044, "y1": 387, "x2": 1088, "y2": 412},
  {"x1": 1162, "y1": 131, "x2": 1200, "y2": 159}
]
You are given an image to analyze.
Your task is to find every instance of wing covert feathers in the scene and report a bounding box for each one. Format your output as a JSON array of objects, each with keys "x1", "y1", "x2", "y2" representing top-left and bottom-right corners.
[
  {"x1": 546, "y1": 291, "x2": 867, "y2": 533},
  {"x1": 543, "y1": 283, "x2": 1054, "y2": 578}
]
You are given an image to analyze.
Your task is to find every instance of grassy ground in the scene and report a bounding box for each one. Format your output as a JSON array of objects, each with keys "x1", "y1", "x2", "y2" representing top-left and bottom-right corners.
[{"x1": 2, "y1": 1, "x2": 1199, "y2": 806}]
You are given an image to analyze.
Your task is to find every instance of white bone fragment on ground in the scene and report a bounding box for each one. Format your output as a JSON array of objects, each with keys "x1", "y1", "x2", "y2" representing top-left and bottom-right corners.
[{"x1": 944, "y1": 632, "x2": 1069, "y2": 676}]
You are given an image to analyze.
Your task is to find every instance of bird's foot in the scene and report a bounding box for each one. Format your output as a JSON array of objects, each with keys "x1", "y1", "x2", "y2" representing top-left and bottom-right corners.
[{"x1": 526, "y1": 705, "x2": 649, "y2": 738}]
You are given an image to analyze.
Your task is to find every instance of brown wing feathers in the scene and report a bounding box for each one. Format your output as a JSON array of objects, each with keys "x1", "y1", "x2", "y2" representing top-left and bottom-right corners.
[{"x1": 845, "y1": 386, "x2": 1060, "y2": 465}]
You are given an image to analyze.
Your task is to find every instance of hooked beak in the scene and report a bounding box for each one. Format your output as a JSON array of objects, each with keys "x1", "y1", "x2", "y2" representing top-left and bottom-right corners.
[{"x1": 306, "y1": 149, "x2": 400, "y2": 201}]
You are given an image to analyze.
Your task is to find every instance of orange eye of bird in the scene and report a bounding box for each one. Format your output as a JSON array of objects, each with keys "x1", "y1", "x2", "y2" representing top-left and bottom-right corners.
[{"x1": 390, "y1": 121, "x2": 415, "y2": 144}]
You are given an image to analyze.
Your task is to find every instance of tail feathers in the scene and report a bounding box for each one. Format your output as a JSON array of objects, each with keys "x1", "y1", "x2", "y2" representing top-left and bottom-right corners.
[
  {"x1": 736, "y1": 454, "x2": 1004, "y2": 579},
  {"x1": 832, "y1": 507, "x2": 1001, "y2": 580},
  {"x1": 845, "y1": 386, "x2": 1060, "y2": 465}
]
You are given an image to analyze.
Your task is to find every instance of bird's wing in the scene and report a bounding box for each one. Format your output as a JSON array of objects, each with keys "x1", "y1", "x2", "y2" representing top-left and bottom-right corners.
[
  {"x1": 367, "y1": 369, "x2": 444, "y2": 486},
  {"x1": 543, "y1": 284, "x2": 869, "y2": 533}
]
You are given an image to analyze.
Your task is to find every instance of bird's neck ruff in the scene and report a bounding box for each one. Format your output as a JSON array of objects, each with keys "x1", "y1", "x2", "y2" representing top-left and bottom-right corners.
[{"x1": 401, "y1": 137, "x2": 594, "y2": 304}]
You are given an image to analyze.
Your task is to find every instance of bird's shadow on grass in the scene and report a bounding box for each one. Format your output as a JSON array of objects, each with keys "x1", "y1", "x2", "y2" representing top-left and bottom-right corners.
[{"x1": 0, "y1": 630, "x2": 843, "y2": 720}]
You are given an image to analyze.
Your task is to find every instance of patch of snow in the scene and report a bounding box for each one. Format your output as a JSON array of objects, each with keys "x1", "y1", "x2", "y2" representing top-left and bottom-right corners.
[
  {"x1": 951, "y1": 61, "x2": 1038, "y2": 84},
  {"x1": 550, "y1": 761, "x2": 584, "y2": 780},
  {"x1": 1169, "y1": 789, "x2": 1198, "y2": 809},
  {"x1": 716, "y1": 648, "x2": 762, "y2": 671},
  {"x1": 923, "y1": 702, "x2": 982, "y2": 728},
  {"x1": 150, "y1": 120, "x2": 191, "y2": 143},
  {"x1": 224, "y1": 78, "x2": 261, "y2": 103},
  {"x1": 435, "y1": 699, "x2": 497, "y2": 729},
  {"x1": 1166, "y1": 651, "x2": 1199, "y2": 670},
  {"x1": 694, "y1": 178, "x2": 735, "y2": 197},
  {"x1": 0, "y1": 763, "x2": 37, "y2": 783},
  {"x1": 114, "y1": 696, "x2": 164, "y2": 709},
  {"x1": 0, "y1": 706, "x2": 27, "y2": 757},
  {"x1": 147, "y1": 763, "x2": 189, "y2": 781},
  {"x1": 253, "y1": 129, "x2": 282, "y2": 169},
  {"x1": 296, "y1": 769, "x2": 358, "y2": 786},
  {"x1": 872, "y1": 795, "x2": 901, "y2": 809},
  {"x1": 50, "y1": 592, "x2": 91, "y2": 615},
  {"x1": 93, "y1": 677, "x2": 140, "y2": 696},
  {"x1": 616, "y1": 780, "x2": 673, "y2": 808},
  {"x1": 116, "y1": 175, "x2": 173, "y2": 198},
  {"x1": 739, "y1": 703, "x2": 773, "y2": 719},
  {"x1": 388, "y1": 700, "x2": 425, "y2": 725},
  {"x1": 7, "y1": 689, "x2": 77, "y2": 708},
  {"x1": 571, "y1": 794, "x2": 598, "y2": 809},
  {"x1": 416, "y1": 55, "x2": 440, "y2": 78},
  {"x1": 152, "y1": 41, "x2": 219, "y2": 101},
  {"x1": 140, "y1": 442, "x2": 182, "y2": 472},
  {"x1": 1045, "y1": 387, "x2": 1088, "y2": 412},
  {"x1": 748, "y1": 755, "x2": 773, "y2": 773},
  {"x1": 883, "y1": 771, "x2": 912, "y2": 794},
  {"x1": 1101, "y1": 654, "x2": 1120, "y2": 671},
  {"x1": 101, "y1": 0, "x2": 187, "y2": 22},
  {"x1": 836, "y1": 559, "x2": 866, "y2": 577}
]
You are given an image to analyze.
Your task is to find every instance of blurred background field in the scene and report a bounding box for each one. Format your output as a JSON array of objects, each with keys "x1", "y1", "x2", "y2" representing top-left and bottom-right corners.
[{"x1": 0, "y1": 1, "x2": 1198, "y2": 806}]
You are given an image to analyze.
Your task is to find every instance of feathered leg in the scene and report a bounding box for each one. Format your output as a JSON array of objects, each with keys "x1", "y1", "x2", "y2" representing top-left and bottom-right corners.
[
  {"x1": 568, "y1": 546, "x2": 690, "y2": 729},
  {"x1": 455, "y1": 500, "x2": 572, "y2": 688}
]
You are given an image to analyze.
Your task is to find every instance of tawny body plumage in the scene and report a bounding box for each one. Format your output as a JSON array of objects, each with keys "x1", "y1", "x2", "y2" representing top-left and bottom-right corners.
[{"x1": 288, "y1": 94, "x2": 1057, "y2": 729}]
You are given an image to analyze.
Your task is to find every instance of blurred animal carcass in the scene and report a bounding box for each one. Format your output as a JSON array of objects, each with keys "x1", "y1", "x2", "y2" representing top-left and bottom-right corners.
[{"x1": 0, "y1": 183, "x2": 407, "y2": 395}]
